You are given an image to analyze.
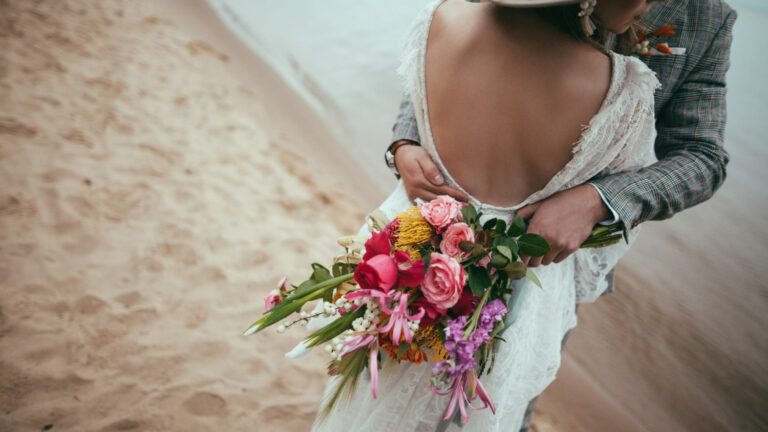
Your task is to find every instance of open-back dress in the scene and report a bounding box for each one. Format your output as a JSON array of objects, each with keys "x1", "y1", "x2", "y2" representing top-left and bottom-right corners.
[{"x1": 312, "y1": 1, "x2": 660, "y2": 430}]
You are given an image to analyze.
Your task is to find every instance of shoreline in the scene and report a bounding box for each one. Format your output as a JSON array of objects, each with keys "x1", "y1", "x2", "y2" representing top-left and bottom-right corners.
[{"x1": 153, "y1": 0, "x2": 386, "y2": 207}]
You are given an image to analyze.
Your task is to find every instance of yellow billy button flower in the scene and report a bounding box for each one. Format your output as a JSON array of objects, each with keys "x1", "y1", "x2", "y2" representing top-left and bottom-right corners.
[{"x1": 393, "y1": 206, "x2": 434, "y2": 259}]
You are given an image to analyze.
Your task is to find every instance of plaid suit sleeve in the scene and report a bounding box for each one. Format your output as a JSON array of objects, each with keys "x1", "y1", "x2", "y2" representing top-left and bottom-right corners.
[
  {"x1": 391, "y1": 92, "x2": 421, "y2": 145},
  {"x1": 591, "y1": 9, "x2": 737, "y2": 229}
]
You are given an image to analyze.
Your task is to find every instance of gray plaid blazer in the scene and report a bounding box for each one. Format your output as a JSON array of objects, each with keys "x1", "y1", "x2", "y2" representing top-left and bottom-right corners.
[{"x1": 390, "y1": 0, "x2": 737, "y2": 292}]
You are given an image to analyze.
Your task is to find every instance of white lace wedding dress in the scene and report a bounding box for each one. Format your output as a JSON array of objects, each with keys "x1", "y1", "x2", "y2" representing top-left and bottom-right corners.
[{"x1": 312, "y1": 1, "x2": 659, "y2": 430}]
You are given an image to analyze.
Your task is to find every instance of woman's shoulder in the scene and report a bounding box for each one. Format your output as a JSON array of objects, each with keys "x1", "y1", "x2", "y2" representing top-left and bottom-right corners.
[{"x1": 609, "y1": 52, "x2": 662, "y2": 101}]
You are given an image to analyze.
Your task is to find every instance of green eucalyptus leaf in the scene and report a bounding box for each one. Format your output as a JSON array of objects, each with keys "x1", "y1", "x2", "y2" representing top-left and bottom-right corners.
[
  {"x1": 461, "y1": 203, "x2": 478, "y2": 225},
  {"x1": 496, "y1": 245, "x2": 513, "y2": 262},
  {"x1": 507, "y1": 215, "x2": 526, "y2": 237},
  {"x1": 518, "y1": 234, "x2": 550, "y2": 257},
  {"x1": 468, "y1": 266, "x2": 491, "y2": 296},
  {"x1": 494, "y1": 219, "x2": 507, "y2": 234}
]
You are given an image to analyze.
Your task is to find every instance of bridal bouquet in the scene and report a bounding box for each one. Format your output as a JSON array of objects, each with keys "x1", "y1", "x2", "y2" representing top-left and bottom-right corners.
[{"x1": 244, "y1": 196, "x2": 622, "y2": 423}]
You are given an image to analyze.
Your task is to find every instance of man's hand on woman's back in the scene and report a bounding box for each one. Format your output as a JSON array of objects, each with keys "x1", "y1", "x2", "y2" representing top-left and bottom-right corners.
[{"x1": 394, "y1": 144, "x2": 469, "y2": 203}]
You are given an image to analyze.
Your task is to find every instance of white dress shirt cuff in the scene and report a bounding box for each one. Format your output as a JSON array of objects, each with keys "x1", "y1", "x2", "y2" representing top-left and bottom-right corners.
[{"x1": 589, "y1": 183, "x2": 621, "y2": 225}]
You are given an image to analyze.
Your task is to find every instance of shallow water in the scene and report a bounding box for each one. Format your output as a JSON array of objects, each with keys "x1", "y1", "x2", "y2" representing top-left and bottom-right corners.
[{"x1": 211, "y1": 1, "x2": 768, "y2": 429}]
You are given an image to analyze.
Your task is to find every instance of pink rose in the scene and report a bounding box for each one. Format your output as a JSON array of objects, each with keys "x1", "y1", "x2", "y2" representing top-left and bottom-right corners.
[
  {"x1": 421, "y1": 253, "x2": 466, "y2": 309},
  {"x1": 263, "y1": 289, "x2": 281, "y2": 311},
  {"x1": 439, "y1": 222, "x2": 475, "y2": 259},
  {"x1": 419, "y1": 195, "x2": 463, "y2": 233},
  {"x1": 354, "y1": 254, "x2": 399, "y2": 292}
]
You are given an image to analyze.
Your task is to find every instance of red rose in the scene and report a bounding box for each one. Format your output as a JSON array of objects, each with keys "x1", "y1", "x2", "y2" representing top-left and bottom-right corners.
[
  {"x1": 394, "y1": 251, "x2": 425, "y2": 288},
  {"x1": 412, "y1": 296, "x2": 447, "y2": 326},
  {"x1": 354, "y1": 254, "x2": 398, "y2": 292},
  {"x1": 450, "y1": 288, "x2": 479, "y2": 317},
  {"x1": 363, "y1": 230, "x2": 392, "y2": 261}
]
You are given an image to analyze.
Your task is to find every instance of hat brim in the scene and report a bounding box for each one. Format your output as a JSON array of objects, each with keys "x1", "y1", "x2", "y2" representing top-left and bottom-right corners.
[{"x1": 490, "y1": 0, "x2": 580, "y2": 7}]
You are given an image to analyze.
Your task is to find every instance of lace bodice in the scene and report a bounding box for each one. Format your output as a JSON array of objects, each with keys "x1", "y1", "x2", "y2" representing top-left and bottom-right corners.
[{"x1": 312, "y1": 2, "x2": 659, "y2": 431}]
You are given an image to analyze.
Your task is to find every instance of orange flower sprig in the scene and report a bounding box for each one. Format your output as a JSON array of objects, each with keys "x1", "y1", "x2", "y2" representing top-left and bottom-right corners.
[{"x1": 634, "y1": 23, "x2": 678, "y2": 56}]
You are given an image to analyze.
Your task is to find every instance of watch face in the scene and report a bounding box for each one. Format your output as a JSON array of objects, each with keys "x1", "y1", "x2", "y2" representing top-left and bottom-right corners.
[{"x1": 385, "y1": 151, "x2": 396, "y2": 168}]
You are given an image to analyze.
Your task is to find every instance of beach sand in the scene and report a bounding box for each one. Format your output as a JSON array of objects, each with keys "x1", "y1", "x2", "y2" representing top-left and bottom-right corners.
[
  {"x1": 1, "y1": 0, "x2": 766, "y2": 431},
  {"x1": 0, "y1": 1, "x2": 374, "y2": 430}
]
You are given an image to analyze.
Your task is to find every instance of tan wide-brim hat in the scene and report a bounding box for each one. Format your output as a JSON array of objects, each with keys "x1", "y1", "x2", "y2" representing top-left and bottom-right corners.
[{"x1": 490, "y1": 0, "x2": 581, "y2": 7}]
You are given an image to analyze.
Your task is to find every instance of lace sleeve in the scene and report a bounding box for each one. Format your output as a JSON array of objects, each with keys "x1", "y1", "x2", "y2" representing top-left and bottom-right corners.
[{"x1": 573, "y1": 57, "x2": 660, "y2": 303}]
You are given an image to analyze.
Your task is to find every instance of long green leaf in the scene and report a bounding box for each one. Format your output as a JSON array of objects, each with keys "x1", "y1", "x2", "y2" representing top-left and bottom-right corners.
[
  {"x1": 304, "y1": 307, "x2": 366, "y2": 348},
  {"x1": 526, "y1": 268, "x2": 543, "y2": 288},
  {"x1": 282, "y1": 273, "x2": 353, "y2": 304},
  {"x1": 243, "y1": 273, "x2": 353, "y2": 335},
  {"x1": 317, "y1": 348, "x2": 369, "y2": 421}
]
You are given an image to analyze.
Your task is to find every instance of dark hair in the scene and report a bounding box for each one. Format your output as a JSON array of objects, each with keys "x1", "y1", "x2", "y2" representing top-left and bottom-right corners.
[{"x1": 536, "y1": 4, "x2": 640, "y2": 55}]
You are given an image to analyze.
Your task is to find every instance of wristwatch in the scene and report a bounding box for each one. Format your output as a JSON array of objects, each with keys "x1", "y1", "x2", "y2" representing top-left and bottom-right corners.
[{"x1": 385, "y1": 140, "x2": 419, "y2": 178}]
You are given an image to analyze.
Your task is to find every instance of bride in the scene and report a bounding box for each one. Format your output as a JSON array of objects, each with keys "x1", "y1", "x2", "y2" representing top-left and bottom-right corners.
[{"x1": 313, "y1": 0, "x2": 660, "y2": 430}]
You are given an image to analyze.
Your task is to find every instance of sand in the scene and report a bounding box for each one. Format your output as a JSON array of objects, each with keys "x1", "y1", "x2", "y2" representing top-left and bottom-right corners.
[
  {"x1": 0, "y1": 1, "x2": 373, "y2": 430},
  {"x1": 1, "y1": 0, "x2": 766, "y2": 431}
]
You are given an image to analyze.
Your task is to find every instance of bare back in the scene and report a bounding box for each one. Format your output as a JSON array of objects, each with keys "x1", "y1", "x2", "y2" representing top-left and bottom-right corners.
[{"x1": 425, "y1": 0, "x2": 612, "y2": 207}]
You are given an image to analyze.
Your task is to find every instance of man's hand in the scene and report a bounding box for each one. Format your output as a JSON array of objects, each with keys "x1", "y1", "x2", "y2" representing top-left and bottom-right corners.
[
  {"x1": 394, "y1": 143, "x2": 470, "y2": 202},
  {"x1": 517, "y1": 184, "x2": 611, "y2": 267}
]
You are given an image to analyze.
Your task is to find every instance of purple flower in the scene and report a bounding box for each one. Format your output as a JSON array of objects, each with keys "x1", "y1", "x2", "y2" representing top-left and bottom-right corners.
[{"x1": 431, "y1": 299, "x2": 507, "y2": 388}]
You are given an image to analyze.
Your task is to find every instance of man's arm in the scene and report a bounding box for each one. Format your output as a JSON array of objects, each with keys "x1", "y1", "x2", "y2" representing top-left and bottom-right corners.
[
  {"x1": 590, "y1": 9, "x2": 737, "y2": 230},
  {"x1": 389, "y1": 92, "x2": 470, "y2": 202},
  {"x1": 392, "y1": 93, "x2": 421, "y2": 145}
]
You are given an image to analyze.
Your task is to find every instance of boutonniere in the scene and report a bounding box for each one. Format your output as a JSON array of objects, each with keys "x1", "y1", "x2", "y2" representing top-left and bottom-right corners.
[{"x1": 633, "y1": 24, "x2": 687, "y2": 57}]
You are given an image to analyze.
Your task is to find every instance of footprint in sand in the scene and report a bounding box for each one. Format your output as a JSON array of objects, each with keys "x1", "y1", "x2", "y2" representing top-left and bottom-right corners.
[
  {"x1": 101, "y1": 418, "x2": 141, "y2": 431},
  {"x1": 114, "y1": 291, "x2": 143, "y2": 309},
  {"x1": 183, "y1": 391, "x2": 227, "y2": 417},
  {"x1": 73, "y1": 294, "x2": 110, "y2": 315}
]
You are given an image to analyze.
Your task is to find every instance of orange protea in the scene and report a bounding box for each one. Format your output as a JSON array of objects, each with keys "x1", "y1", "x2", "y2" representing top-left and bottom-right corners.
[
  {"x1": 393, "y1": 206, "x2": 434, "y2": 259},
  {"x1": 415, "y1": 325, "x2": 449, "y2": 362},
  {"x1": 379, "y1": 334, "x2": 428, "y2": 364}
]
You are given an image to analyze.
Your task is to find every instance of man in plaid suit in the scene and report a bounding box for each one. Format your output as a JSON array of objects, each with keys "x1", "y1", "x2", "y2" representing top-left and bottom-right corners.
[
  {"x1": 387, "y1": 2, "x2": 736, "y2": 429},
  {"x1": 388, "y1": 0, "x2": 737, "y2": 279}
]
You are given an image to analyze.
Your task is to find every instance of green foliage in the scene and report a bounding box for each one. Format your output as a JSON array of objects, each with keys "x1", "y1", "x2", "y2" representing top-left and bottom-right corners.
[
  {"x1": 243, "y1": 273, "x2": 354, "y2": 335},
  {"x1": 507, "y1": 215, "x2": 527, "y2": 237},
  {"x1": 468, "y1": 266, "x2": 491, "y2": 296},
  {"x1": 461, "y1": 203, "x2": 478, "y2": 226},
  {"x1": 493, "y1": 219, "x2": 507, "y2": 235},
  {"x1": 303, "y1": 307, "x2": 366, "y2": 348},
  {"x1": 503, "y1": 261, "x2": 527, "y2": 279},
  {"x1": 526, "y1": 268, "x2": 543, "y2": 288},
  {"x1": 317, "y1": 348, "x2": 369, "y2": 421},
  {"x1": 332, "y1": 262, "x2": 355, "y2": 278},
  {"x1": 397, "y1": 343, "x2": 410, "y2": 358},
  {"x1": 518, "y1": 233, "x2": 549, "y2": 257}
]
